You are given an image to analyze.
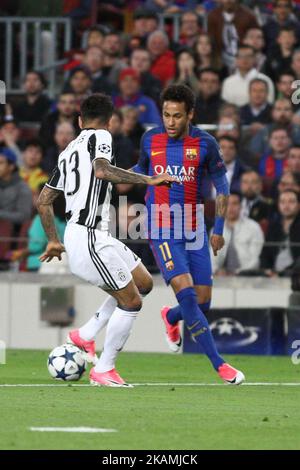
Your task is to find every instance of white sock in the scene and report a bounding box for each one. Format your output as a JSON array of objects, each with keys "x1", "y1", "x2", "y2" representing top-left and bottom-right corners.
[
  {"x1": 79, "y1": 296, "x2": 118, "y2": 341},
  {"x1": 94, "y1": 307, "x2": 138, "y2": 373}
]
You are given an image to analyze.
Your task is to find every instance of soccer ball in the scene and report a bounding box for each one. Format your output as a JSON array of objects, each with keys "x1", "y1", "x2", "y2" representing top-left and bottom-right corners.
[{"x1": 47, "y1": 344, "x2": 87, "y2": 381}]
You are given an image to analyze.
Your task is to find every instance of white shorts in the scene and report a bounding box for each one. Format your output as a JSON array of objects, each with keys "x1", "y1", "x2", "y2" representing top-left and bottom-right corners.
[{"x1": 64, "y1": 223, "x2": 141, "y2": 291}]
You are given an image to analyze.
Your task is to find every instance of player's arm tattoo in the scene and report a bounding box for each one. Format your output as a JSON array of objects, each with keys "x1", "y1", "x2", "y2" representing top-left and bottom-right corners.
[
  {"x1": 215, "y1": 194, "x2": 229, "y2": 218},
  {"x1": 36, "y1": 186, "x2": 61, "y2": 242},
  {"x1": 94, "y1": 158, "x2": 150, "y2": 184}
]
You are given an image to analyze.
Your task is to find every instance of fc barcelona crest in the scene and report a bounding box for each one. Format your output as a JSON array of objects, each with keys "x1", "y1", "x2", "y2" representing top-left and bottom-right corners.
[
  {"x1": 165, "y1": 260, "x2": 174, "y2": 271},
  {"x1": 185, "y1": 148, "x2": 197, "y2": 160}
]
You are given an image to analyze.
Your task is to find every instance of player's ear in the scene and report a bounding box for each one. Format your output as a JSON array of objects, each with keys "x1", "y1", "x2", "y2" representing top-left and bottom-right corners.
[
  {"x1": 188, "y1": 109, "x2": 194, "y2": 122},
  {"x1": 78, "y1": 116, "x2": 83, "y2": 129}
]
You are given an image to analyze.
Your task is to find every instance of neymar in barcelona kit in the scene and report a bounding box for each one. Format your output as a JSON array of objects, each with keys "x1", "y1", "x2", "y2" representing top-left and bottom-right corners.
[{"x1": 133, "y1": 84, "x2": 245, "y2": 385}]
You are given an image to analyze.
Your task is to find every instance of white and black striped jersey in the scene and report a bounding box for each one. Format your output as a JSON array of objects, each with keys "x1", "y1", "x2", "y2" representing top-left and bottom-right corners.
[{"x1": 46, "y1": 128, "x2": 114, "y2": 230}]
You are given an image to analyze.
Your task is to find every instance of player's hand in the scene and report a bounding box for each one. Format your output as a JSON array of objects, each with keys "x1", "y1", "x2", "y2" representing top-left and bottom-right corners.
[
  {"x1": 149, "y1": 173, "x2": 180, "y2": 187},
  {"x1": 40, "y1": 241, "x2": 65, "y2": 263},
  {"x1": 210, "y1": 234, "x2": 225, "y2": 256}
]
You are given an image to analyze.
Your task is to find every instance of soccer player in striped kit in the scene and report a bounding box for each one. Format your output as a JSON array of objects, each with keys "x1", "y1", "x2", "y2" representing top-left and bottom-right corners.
[
  {"x1": 37, "y1": 93, "x2": 176, "y2": 387},
  {"x1": 133, "y1": 84, "x2": 245, "y2": 385}
]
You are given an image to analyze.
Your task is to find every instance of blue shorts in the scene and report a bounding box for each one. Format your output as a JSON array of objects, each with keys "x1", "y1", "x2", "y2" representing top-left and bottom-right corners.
[{"x1": 149, "y1": 231, "x2": 213, "y2": 286}]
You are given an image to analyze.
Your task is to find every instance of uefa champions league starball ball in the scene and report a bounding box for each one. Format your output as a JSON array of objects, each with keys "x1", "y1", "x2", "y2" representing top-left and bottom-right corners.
[{"x1": 47, "y1": 344, "x2": 87, "y2": 381}]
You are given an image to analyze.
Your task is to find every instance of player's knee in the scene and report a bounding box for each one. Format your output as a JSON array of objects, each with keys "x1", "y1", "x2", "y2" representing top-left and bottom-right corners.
[
  {"x1": 121, "y1": 294, "x2": 143, "y2": 312},
  {"x1": 138, "y1": 275, "x2": 153, "y2": 297}
]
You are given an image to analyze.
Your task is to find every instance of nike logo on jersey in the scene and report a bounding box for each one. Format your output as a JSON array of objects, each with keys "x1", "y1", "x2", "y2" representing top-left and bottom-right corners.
[{"x1": 151, "y1": 151, "x2": 164, "y2": 156}]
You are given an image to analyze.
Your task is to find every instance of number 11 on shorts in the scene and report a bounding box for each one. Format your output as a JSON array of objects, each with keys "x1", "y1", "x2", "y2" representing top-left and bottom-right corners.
[{"x1": 159, "y1": 242, "x2": 172, "y2": 262}]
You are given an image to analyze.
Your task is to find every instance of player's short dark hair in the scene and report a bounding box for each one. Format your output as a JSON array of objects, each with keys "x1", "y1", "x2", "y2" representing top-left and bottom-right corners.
[
  {"x1": 160, "y1": 84, "x2": 195, "y2": 114},
  {"x1": 81, "y1": 93, "x2": 114, "y2": 125}
]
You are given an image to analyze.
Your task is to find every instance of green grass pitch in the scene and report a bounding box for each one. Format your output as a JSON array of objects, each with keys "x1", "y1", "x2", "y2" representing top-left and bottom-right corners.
[{"x1": 1, "y1": 350, "x2": 300, "y2": 450}]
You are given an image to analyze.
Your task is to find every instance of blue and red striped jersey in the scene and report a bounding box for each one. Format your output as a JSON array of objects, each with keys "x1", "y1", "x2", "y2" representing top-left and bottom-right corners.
[
  {"x1": 134, "y1": 125, "x2": 226, "y2": 235},
  {"x1": 259, "y1": 153, "x2": 288, "y2": 180}
]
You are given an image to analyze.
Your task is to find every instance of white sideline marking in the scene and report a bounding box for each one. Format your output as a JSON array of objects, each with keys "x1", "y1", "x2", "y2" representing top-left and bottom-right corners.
[
  {"x1": 30, "y1": 427, "x2": 117, "y2": 433},
  {"x1": 1, "y1": 382, "x2": 300, "y2": 387}
]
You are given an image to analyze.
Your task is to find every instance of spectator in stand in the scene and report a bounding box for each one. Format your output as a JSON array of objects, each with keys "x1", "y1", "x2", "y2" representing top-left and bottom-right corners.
[
  {"x1": 12, "y1": 71, "x2": 51, "y2": 123},
  {"x1": 207, "y1": 0, "x2": 258, "y2": 71},
  {"x1": 240, "y1": 78, "x2": 272, "y2": 130},
  {"x1": 63, "y1": 0, "x2": 92, "y2": 48},
  {"x1": 265, "y1": 26, "x2": 297, "y2": 82},
  {"x1": 194, "y1": 68, "x2": 224, "y2": 124},
  {"x1": 43, "y1": 122, "x2": 76, "y2": 174},
  {"x1": 277, "y1": 169, "x2": 300, "y2": 195},
  {"x1": 0, "y1": 119, "x2": 23, "y2": 165},
  {"x1": 276, "y1": 71, "x2": 296, "y2": 103},
  {"x1": 19, "y1": 140, "x2": 48, "y2": 205},
  {"x1": 108, "y1": 110, "x2": 136, "y2": 169},
  {"x1": 113, "y1": 68, "x2": 162, "y2": 127},
  {"x1": 193, "y1": 33, "x2": 226, "y2": 79},
  {"x1": 12, "y1": 193, "x2": 66, "y2": 272},
  {"x1": 86, "y1": 25, "x2": 106, "y2": 49},
  {"x1": 218, "y1": 136, "x2": 247, "y2": 193},
  {"x1": 218, "y1": 102, "x2": 241, "y2": 122},
  {"x1": 221, "y1": 45, "x2": 274, "y2": 106},
  {"x1": 250, "y1": 98, "x2": 300, "y2": 156},
  {"x1": 83, "y1": 46, "x2": 113, "y2": 94},
  {"x1": 216, "y1": 114, "x2": 254, "y2": 168},
  {"x1": 144, "y1": 0, "x2": 200, "y2": 14},
  {"x1": 131, "y1": 8, "x2": 160, "y2": 49},
  {"x1": 102, "y1": 31, "x2": 126, "y2": 88},
  {"x1": 63, "y1": 66, "x2": 92, "y2": 110},
  {"x1": 288, "y1": 144, "x2": 300, "y2": 173},
  {"x1": 278, "y1": 74, "x2": 300, "y2": 126},
  {"x1": 243, "y1": 27, "x2": 267, "y2": 72},
  {"x1": 39, "y1": 92, "x2": 79, "y2": 148},
  {"x1": 263, "y1": 0, "x2": 300, "y2": 49},
  {"x1": 147, "y1": 30, "x2": 176, "y2": 87},
  {"x1": 0, "y1": 147, "x2": 32, "y2": 224},
  {"x1": 179, "y1": 11, "x2": 202, "y2": 48},
  {"x1": 202, "y1": 115, "x2": 246, "y2": 197},
  {"x1": 260, "y1": 189, "x2": 300, "y2": 276},
  {"x1": 291, "y1": 49, "x2": 300, "y2": 79},
  {"x1": 120, "y1": 106, "x2": 144, "y2": 153},
  {"x1": 210, "y1": 192, "x2": 264, "y2": 276},
  {"x1": 240, "y1": 170, "x2": 274, "y2": 232},
  {"x1": 258, "y1": 126, "x2": 291, "y2": 194},
  {"x1": 130, "y1": 48, "x2": 162, "y2": 103},
  {"x1": 125, "y1": 9, "x2": 160, "y2": 59},
  {"x1": 168, "y1": 48, "x2": 199, "y2": 94}
]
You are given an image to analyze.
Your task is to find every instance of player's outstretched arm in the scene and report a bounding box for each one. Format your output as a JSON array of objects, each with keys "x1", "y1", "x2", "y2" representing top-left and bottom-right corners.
[
  {"x1": 94, "y1": 158, "x2": 178, "y2": 187},
  {"x1": 36, "y1": 186, "x2": 65, "y2": 262}
]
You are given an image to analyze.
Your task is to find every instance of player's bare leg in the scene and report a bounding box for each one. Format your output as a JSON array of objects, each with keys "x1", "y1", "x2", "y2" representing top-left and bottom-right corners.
[
  {"x1": 131, "y1": 262, "x2": 153, "y2": 296},
  {"x1": 67, "y1": 262, "x2": 153, "y2": 363}
]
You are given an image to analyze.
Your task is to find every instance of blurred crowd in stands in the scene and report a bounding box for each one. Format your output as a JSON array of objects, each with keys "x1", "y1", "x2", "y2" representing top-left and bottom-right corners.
[{"x1": 1, "y1": 0, "x2": 300, "y2": 278}]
